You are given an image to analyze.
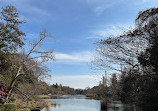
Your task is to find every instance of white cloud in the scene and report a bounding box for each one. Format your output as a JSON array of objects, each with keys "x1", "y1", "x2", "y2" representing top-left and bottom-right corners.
[
  {"x1": 77, "y1": 0, "x2": 119, "y2": 16},
  {"x1": 78, "y1": 0, "x2": 158, "y2": 16},
  {"x1": 140, "y1": 0, "x2": 153, "y2": 3},
  {"x1": 94, "y1": 6, "x2": 106, "y2": 16},
  {"x1": 26, "y1": 6, "x2": 50, "y2": 17},
  {"x1": 1, "y1": 0, "x2": 51, "y2": 23},
  {"x1": 43, "y1": 75, "x2": 103, "y2": 89},
  {"x1": 86, "y1": 23, "x2": 134, "y2": 39},
  {"x1": 55, "y1": 51, "x2": 93, "y2": 64},
  {"x1": 3, "y1": 0, "x2": 50, "y2": 15},
  {"x1": 27, "y1": 33, "x2": 39, "y2": 39},
  {"x1": 42, "y1": 73, "x2": 116, "y2": 89}
]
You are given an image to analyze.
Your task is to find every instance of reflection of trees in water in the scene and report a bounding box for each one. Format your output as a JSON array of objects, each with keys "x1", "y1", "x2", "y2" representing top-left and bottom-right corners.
[
  {"x1": 123, "y1": 104, "x2": 142, "y2": 111},
  {"x1": 101, "y1": 103, "x2": 142, "y2": 111},
  {"x1": 51, "y1": 103, "x2": 61, "y2": 108}
]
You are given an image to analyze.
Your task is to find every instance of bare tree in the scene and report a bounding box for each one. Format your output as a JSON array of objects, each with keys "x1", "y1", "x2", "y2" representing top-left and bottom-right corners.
[
  {"x1": 5, "y1": 29, "x2": 54, "y2": 102},
  {"x1": 92, "y1": 26, "x2": 148, "y2": 73}
]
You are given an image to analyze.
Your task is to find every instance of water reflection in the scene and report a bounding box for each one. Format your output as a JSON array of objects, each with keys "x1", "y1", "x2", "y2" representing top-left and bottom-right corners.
[
  {"x1": 41, "y1": 95, "x2": 138, "y2": 111},
  {"x1": 51, "y1": 103, "x2": 61, "y2": 108}
]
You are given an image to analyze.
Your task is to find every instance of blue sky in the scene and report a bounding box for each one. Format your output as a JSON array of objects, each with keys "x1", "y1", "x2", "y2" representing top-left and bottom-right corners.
[{"x1": 1, "y1": 0, "x2": 158, "y2": 89}]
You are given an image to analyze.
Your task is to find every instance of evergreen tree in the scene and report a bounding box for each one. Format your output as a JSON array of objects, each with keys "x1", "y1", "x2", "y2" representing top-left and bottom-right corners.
[{"x1": 0, "y1": 5, "x2": 25, "y2": 53}]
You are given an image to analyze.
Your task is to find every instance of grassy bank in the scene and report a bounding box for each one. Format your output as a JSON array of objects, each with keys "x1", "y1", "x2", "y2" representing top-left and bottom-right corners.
[{"x1": 0, "y1": 99, "x2": 51, "y2": 111}]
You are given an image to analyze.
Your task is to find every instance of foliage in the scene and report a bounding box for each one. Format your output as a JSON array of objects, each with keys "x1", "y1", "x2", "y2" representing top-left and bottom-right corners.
[
  {"x1": 0, "y1": 5, "x2": 54, "y2": 102},
  {"x1": 110, "y1": 74, "x2": 119, "y2": 100},
  {"x1": 0, "y1": 82, "x2": 8, "y2": 104},
  {"x1": 0, "y1": 5, "x2": 25, "y2": 53},
  {"x1": 0, "y1": 50, "x2": 40, "y2": 87},
  {"x1": 93, "y1": 7, "x2": 158, "y2": 110},
  {"x1": 17, "y1": 82, "x2": 53, "y2": 98},
  {"x1": 27, "y1": 99, "x2": 36, "y2": 109},
  {"x1": 135, "y1": 8, "x2": 158, "y2": 73},
  {"x1": 10, "y1": 97, "x2": 16, "y2": 103},
  {"x1": 0, "y1": 103, "x2": 17, "y2": 111},
  {"x1": 4, "y1": 103, "x2": 17, "y2": 111},
  {"x1": 61, "y1": 86, "x2": 75, "y2": 95},
  {"x1": 51, "y1": 83, "x2": 59, "y2": 89},
  {"x1": 119, "y1": 7, "x2": 158, "y2": 109},
  {"x1": 15, "y1": 108, "x2": 30, "y2": 111},
  {"x1": 0, "y1": 104, "x2": 5, "y2": 111},
  {"x1": 35, "y1": 100, "x2": 51, "y2": 109}
]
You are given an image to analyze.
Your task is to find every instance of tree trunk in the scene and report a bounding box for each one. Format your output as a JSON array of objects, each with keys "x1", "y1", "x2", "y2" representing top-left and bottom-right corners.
[{"x1": 5, "y1": 66, "x2": 22, "y2": 103}]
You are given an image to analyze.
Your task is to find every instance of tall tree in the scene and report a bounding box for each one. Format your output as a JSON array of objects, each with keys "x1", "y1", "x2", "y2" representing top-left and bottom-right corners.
[
  {"x1": 0, "y1": 5, "x2": 54, "y2": 103},
  {"x1": 93, "y1": 7, "x2": 158, "y2": 110},
  {"x1": 0, "y1": 6, "x2": 26, "y2": 84},
  {"x1": 6, "y1": 30, "x2": 54, "y2": 102},
  {"x1": 136, "y1": 8, "x2": 158, "y2": 73},
  {"x1": 0, "y1": 5, "x2": 25, "y2": 53}
]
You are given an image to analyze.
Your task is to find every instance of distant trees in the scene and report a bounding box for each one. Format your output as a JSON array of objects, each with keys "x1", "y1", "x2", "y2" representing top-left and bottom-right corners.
[
  {"x1": 51, "y1": 83, "x2": 60, "y2": 89},
  {"x1": 93, "y1": 7, "x2": 158, "y2": 110},
  {"x1": 61, "y1": 86, "x2": 75, "y2": 95},
  {"x1": 110, "y1": 74, "x2": 119, "y2": 100},
  {"x1": 86, "y1": 73, "x2": 119, "y2": 101},
  {"x1": 50, "y1": 83, "x2": 75, "y2": 95}
]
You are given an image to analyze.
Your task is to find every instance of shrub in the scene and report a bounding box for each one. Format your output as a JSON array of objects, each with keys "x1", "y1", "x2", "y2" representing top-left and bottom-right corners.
[
  {"x1": 4, "y1": 103, "x2": 17, "y2": 111},
  {"x1": 0, "y1": 104, "x2": 5, "y2": 111},
  {"x1": 36, "y1": 100, "x2": 51, "y2": 108},
  {"x1": 16, "y1": 108, "x2": 30, "y2": 111},
  {"x1": 11, "y1": 97, "x2": 16, "y2": 102},
  {"x1": 0, "y1": 103, "x2": 17, "y2": 111},
  {"x1": 0, "y1": 81, "x2": 8, "y2": 104},
  {"x1": 27, "y1": 99, "x2": 36, "y2": 109}
]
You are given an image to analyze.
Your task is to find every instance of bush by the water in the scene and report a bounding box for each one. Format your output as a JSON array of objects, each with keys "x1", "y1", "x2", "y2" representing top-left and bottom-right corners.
[
  {"x1": 16, "y1": 108, "x2": 30, "y2": 111},
  {"x1": 0, "y1": 103, "x2": 17, "y2": 111}
]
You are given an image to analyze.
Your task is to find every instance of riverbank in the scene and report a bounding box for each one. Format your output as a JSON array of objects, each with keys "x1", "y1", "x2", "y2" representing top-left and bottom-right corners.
[
  {"x1": 36, "y1": 94, "x2": 71, "y2": 99},
  {"x1": 0, "y1": 98, "x2": 51, "y2": 111}
]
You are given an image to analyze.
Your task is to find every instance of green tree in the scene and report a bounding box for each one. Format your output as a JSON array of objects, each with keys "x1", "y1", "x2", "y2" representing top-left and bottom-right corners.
[
  {"x1": 0, "y1": 5, "x2": 25, "y2": 53},
  {"x1": 0, "y1": 6, "x2": 26, "y2": 86}
]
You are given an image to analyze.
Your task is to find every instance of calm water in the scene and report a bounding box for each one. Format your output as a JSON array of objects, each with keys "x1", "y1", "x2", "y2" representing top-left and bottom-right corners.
[{"x1": 41, "y1": 95, "x2": 136, "y2": 111}]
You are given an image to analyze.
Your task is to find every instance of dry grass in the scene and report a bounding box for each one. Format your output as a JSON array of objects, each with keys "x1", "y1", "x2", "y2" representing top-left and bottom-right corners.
[
  {"x1": 15, "y1": 98, "x2": 27, "y2": 108},
  {"x1": 36, "y1": 100, "x2": 51, "y2": 110},
  {"x1": 15, "y1": 98, "x2": 23, "y2": 104},
  {"x1": 36, "y1": 95, "x2": 51, "y2": 99},
  {"x1": 86, "y1": 93, "x2": 94, "y2": 97},
  {"x1": 15, "y1": 98, "x2": 51, "y2": 110},
  {"x1": 36, "y1": 100, "x2": 51, "y2": 107}
]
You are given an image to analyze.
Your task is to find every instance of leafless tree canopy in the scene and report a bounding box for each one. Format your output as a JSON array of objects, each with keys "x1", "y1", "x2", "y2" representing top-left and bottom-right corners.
[
  {"x1": 6, "y1": 30, "x2": 55, "y2": 102},
  {"x1": 92, "y1": 8, "x2": 158, "y2": 73}
]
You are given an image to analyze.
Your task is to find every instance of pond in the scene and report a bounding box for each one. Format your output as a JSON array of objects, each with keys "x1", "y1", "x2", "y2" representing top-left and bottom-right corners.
[{"x1": 41, "y1": 95, "x2": 138, "y2": 111}]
